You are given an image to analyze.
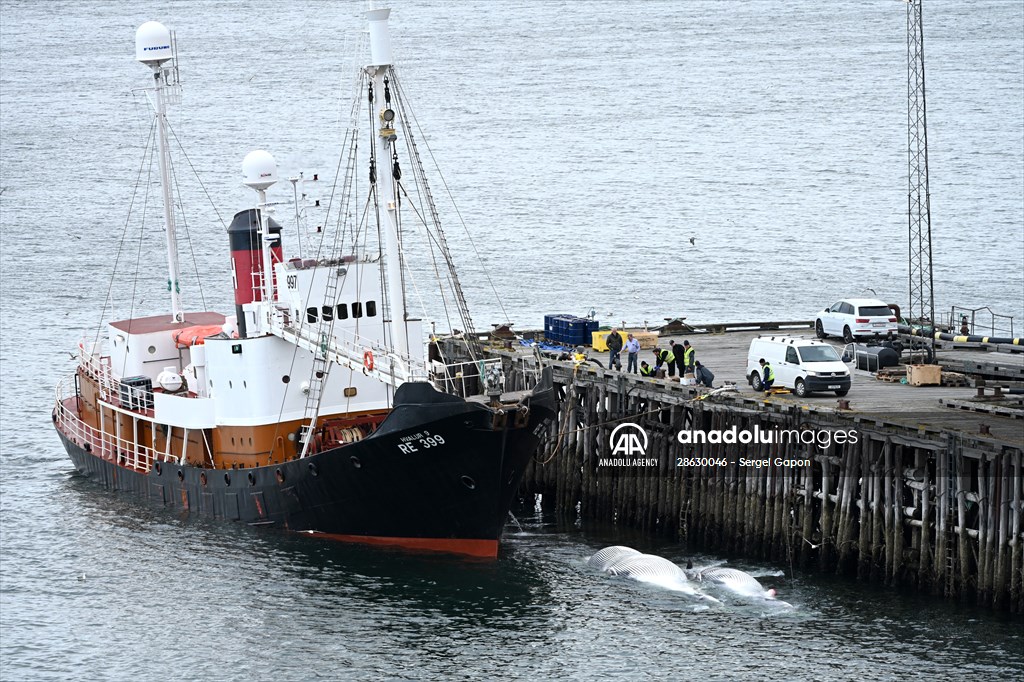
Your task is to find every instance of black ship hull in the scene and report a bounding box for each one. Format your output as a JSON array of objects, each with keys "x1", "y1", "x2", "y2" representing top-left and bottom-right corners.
[{"x1": 56, "y1": 372, "x2": 555, "y2": 557}]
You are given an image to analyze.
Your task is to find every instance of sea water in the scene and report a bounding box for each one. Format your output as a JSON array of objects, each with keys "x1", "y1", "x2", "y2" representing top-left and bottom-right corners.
[{"x1": 1, "y1": 1, "x2": 1021, "y2": 679}]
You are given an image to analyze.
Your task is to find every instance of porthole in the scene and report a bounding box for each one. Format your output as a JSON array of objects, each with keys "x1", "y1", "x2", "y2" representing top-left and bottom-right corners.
[
  {"x1": 224, "y1": 473, "x2": 232, "y2": 486},
  {"x1": 177, "y1": 470, "x2": 184, "y2": 482},
  {"x1": 308, "y1": 462, "x2": 319, "y2": 477},
  {"x1": 243, "y1": 381, "x2": 247, "y2": 389},
  {"x1": 200, "y1": 472, "x2": 208, "y2": 487},
  {"x1": 460, "y1": 475, "x2": 476, "y2": 490},
  {"x1": 275, "y1": 469, "x2": 285, "y2": 484},
  {"x1": 282, "y1": 375, "x2": 290, "y2": 384},
  {"x1": 350, "y1": 456, "x2": 362, "y2": 469},
  {"x1": 229, "y1": 381, "x2": 233, "y2": 389},
  {"x1": 247, "y1": 471, "x2": 256, "y2": 486},
  {"x1": 155, "y1": 461, "x2": 162, "y2": 476},
  {"x1": 147, "y1": 345, "x2": 157, "y2": 354}
]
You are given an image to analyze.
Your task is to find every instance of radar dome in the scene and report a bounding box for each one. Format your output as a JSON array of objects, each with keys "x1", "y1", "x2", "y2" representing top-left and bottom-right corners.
[
  {"x1": 242, "y1": 150, "x2": 278, "y2": 191},
  {"x1": 136, "y1": 21, "x2": 173, "y2": 63}
]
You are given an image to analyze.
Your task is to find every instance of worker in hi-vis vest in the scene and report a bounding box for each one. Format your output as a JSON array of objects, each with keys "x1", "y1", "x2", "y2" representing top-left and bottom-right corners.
[
  {"x1": 654, "y1": 347, "x2": 676, "y2": 376},
  {"x1": 759, "y1": 358, "x2": 775, "y2": 393},
  {"x1": 682, "y1": 340, "x2": 695, "y2": 374}
]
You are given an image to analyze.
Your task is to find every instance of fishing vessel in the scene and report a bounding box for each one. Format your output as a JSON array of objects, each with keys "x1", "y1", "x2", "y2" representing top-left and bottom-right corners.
[{"x1": 52, "y1": 9, "x2": 554, "y2": 558}]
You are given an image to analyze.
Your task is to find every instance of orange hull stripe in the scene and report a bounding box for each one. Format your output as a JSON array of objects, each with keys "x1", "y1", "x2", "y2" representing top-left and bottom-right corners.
[{"x1": 307, "y1": 532, "x2": 498, "y2": 558}]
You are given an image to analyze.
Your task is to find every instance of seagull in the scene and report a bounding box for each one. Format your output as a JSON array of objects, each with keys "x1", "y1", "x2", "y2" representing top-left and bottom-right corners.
[{"x1": 689, "y1": 236, "x2": 696, "y2": 246}]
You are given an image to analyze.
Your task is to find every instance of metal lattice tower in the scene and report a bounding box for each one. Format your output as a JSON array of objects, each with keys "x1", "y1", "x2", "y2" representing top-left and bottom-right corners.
[{"x1": 906, "y1": 0, "x2": 937, "y2": 356}]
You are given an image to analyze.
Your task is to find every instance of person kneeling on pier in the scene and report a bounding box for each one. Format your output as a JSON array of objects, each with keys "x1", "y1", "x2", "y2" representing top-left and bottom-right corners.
[
  {"x1": 759, "y1": 358, "x2": 774, "y2": 393},
  {"x1": 640, "y1": 361, "x2": 653, "y2": 377},
  {"x1": 694, "y1": 361, "x2": 715, "y2": 388}
]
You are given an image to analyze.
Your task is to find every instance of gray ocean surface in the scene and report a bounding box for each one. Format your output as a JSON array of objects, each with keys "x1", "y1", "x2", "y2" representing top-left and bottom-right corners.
[{"x1": 1, "y1": 1, "x2": 1022, "y2": 680}]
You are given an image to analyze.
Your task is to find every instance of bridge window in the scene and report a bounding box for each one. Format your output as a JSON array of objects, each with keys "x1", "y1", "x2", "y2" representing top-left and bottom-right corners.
[
  {"x1": 336, "y1": 303, "x2": 349, "y2": 320},
  {"x1": 352, "y1": 302, "x2": 363, "y2": 318},
  {"x1": 321, "y1": 305, "x2": 334, "y2": 321},
  {"x1": 306, "y1": 307, "x2": 318, "y2": 323},
  {"x1": 366, "y1": 300, "x2": 377, "y2": 317}
]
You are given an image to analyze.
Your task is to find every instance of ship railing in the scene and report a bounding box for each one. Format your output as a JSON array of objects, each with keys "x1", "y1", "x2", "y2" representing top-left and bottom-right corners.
[
  {"x1": 77, "y1": 342, "x2": 119, "y2": 401},
  {"x1": 269, "y1": 310, "x2": 430, "y2": 386},
  {"x1": 54, "y1": 375, "x2": 169, "y2": 473}
]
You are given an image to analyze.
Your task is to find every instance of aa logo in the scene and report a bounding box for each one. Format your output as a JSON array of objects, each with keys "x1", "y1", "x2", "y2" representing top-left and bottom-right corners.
[{"x1": 609, "y1": 423, "x2": 648, "y2": 457}]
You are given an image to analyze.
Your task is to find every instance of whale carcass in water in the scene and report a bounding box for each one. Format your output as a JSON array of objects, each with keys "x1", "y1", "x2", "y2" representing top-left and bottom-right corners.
[
  {"x1": 695, "y1": 567, "x2": 779, "y2": 600},
  {"x1": 588, "y1": 546, "x2": 712, "y2": 599},
  {"x1": 587, "y1": 546, "x2": 641, "y2": 572}
]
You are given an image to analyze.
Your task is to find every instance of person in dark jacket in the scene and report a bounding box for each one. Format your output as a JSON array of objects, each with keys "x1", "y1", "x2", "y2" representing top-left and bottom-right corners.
[
  {"x1": 694, "y1": 360, "x2": 714, "y2": 388},
  {"x1": 606, "y1": 328, "x2": 623, "y2": 371},
  {"x1": 672, "y1": 339, "x2": 686, "y2": 377}
]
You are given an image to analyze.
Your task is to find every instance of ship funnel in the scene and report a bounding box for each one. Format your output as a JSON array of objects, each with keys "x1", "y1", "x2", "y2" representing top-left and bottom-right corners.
[
  {"x1": 242, "y1": 150, "x2": 279, "y2": 191},
  {"x1": 136, "y1": 21, "x2": 173, "y2": 63}
]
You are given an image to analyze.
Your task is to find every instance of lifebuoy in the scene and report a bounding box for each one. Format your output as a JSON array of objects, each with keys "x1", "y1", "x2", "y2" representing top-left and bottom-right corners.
[{"x1": 363, "y1": 349, "x2": 375, "y2": 371}]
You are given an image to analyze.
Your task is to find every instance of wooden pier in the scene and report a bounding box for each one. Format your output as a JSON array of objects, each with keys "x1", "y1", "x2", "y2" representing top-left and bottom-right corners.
[{"x1": 478, "y1": 328, "x2": 1024, "y2": 612}]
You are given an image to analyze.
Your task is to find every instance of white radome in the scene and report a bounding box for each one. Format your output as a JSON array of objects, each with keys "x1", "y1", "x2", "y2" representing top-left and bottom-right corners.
[
  {"x1": 242, "y1": 150, "x2": 278, "y2": 191},
  {"x1": 135, "y1": 21, "x2": 173, "y2": 64}
]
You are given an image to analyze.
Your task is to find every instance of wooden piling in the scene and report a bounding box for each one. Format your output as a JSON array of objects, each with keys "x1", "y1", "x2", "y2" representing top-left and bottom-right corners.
[{"x1": 500, "y1": 354, "x2": 1024, "y2": 612}]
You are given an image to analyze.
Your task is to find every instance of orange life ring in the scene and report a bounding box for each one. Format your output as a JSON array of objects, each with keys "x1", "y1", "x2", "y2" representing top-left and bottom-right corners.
[{"x1": 363, "y1": 349, "x2": 375, "y2": 371}]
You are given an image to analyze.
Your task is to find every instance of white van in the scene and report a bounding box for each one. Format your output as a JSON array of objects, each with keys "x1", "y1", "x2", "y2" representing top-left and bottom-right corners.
[{"x1": 747, "y1": 336, "x2": 851, "y2": 397}]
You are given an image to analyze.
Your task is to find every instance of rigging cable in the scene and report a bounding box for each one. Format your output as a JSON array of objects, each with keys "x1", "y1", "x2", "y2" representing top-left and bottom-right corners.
[
  {"x1": 164, "y1": 125, "x2": 207, "y2": 310},
  {"x1": 93, "y1": 118, "x2": 156, "y2": 348},
  {"x1": 117, "y1": 131, "x2": 156, "y2": 378},
  {"x1": 392, "y1": 71, "x2": 511, "y2": 328}
]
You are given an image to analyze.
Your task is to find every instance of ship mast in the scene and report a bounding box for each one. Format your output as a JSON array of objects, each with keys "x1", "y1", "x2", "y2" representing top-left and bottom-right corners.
[
  {"x1": 366, "y1": 8, "x2": 411, "y2": 370},
  {"x1": 136, "y1": 22, "x2": 184, "y2": 323}
]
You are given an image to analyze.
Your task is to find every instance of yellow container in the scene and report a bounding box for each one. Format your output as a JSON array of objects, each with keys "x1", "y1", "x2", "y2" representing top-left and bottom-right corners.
[
  {"x1": 907, "y1": 364, "x2": 941, "y2": 386},
  {"x1": 592, "y1": 330, "x2": 626, "y2": 352},
  {"x1": 591, "y1": 330, "x2": 659, "y2": 351}
]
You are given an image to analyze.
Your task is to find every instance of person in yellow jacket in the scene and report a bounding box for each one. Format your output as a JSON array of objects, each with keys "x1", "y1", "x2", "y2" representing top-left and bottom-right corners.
[
  {"x1": 653, "y1": 346, "x2": 676, "y2": 377},
  {"x1": 759, "y1": 358, "x2": 775, "y2": 393},
  {"x1": 682, "y1": 340, "x2": 696, "y2": 374}
]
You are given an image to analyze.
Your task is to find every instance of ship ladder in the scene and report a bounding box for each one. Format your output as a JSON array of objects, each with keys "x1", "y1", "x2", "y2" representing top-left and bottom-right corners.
[{"x1": 298, "y1": 257, "x2": 348, "y2": 458}]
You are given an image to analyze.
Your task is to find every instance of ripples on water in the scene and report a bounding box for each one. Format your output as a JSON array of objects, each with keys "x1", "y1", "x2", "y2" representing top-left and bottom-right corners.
[
  {"x1": 1, "y1": 0, "x2": 1022, "y2": 679},
  {"x1": 4, "y1": 465, "x2": 1022, "y2": 680}
]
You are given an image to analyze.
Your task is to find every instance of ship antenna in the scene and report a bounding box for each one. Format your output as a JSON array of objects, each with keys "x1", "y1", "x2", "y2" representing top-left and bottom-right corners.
[{"x1": 135, "y1": 22, "x2": 184, "y2": 323}]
